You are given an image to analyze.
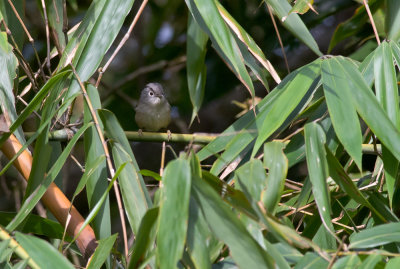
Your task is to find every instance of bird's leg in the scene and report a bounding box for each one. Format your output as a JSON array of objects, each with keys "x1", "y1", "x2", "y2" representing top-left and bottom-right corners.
[
  {"x1": 138, "y1": 129, "x2": 143, "y2": 136},
  {"x1": 167, "y1": 129, "x2": 171, "y2": 141}
]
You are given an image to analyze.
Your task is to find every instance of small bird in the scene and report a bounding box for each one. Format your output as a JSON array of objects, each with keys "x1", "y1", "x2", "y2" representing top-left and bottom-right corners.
[{"x1": 135, "y1": 83, "x2": 171, "y2": 132}]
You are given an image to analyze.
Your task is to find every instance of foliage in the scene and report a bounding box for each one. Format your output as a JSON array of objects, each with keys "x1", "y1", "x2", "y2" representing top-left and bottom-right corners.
[{"x1": 1, "y1": 0, "x2": 400, "y2": 268}]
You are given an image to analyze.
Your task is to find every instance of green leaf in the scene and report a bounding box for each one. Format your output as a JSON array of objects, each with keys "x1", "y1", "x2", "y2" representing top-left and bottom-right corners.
[
  {"x1": 44, "y1": 0, "x2": 66, "y2": 51},
  {"x1": 111, "y1": 142, "x2": 149, "y2": 234},
  {"x1": 322, "y1": 58, "x2": 363, "y2": 170},
  {"x1": 157, "y1": 159, "x2": 191, "y2": 269},
  {"x1": 236, "y1": 159, "x2": 267, "y2": 205},
  {"x1": 359, "y1": 254, "x2": 382, "y2": 269},
  {"x1": 293, "y1": 252, "x2": 328, "y2": 269},
  {"x1": 332, "y1": 255, "x2": 361, "y2": 269},
  {"x1": 252, "y1": 59, "x2": 321, "y2": 156},
  {"x1": 98, "y1": 109, "x2": 149, "y2": 196},
  {"x1": 140, "y1": 169, "x2": 162, "y2": 181},
  {"x1": 0, "y1": 1, "x2": 25, "y2": 48},
  {"x1": 216, "y1": 2, "x2": 280, "y2": 84},
  {"x1": 187, "y1": 14, "x2": 208, "y2": 125},
  {"x1": 387, "y1": 257, "x2": 400, "y2": 269},
  {"x1": 99, "y1": 108, "x2": 151, "y2": 233},
  {"x1": 349, "y1": 222, "x2": 400, "y2": 249},
  {"x1": 359, "y1": 49, "x2": 376, "y2": 87},
  {"x1": 15, "y1": 233, "x2": 74, "y2": 269},
  {"x1": 286, "y1": 0, "x2": 317, "y2": 16},
  {"x1": 74, "y1": 162, "x2": 127, "y2": 239},
  {"x1": 128, "y1": 208, "x2": 159, "y2": 269},
  {"x1": 84, "y1": 84, "x2": 111, "y2": 241},
  {"x1": 197, "y1": 67, "x2": 292, "y2": 162},
  {"x1": 304, "y1": 122, "x2": 336, "y2": 241},
  {"x1": 0, "y1": 69, "x2": 72, "y2": 147},
  {"x1": 59, "y1": 0, "x2": 135, "y2": 97},
  {"x1": 374, "y1": 42, "x2": 400, "y2": 128},
  {"x1": 187, "y1": 198, "x2": 212, "y2": 269},
  {"x1": 0, "y1": 32, "x2": 24, "y2": 145},
  {"x1": 374, "y1": 42, "x2": 400, "y2": 207},
  {"x1": 328, "y1": 1, "x2": 382, "y2": 52},
  {"x1": 0, "y1": 212, "x2": 64, "y2": 239},
  {"x1": 262, "y1": 141, "x2": 288, "y2": 214},
  {"x1": 192, "y1": 175, "x2": 275, "y2": 268},
  {"x1": 265, "y1": 0, "x2": 322, "y2": 56},
  {"x1": 185, "y1": 0, "x2": 255, "y2": 98},
  {"x1": 325, "y1": 147, "x2": 386, "y2": 222},
  {"x1": 6, "y1": 122, "x2": 91, "y2": 231},
  {"x1": 334, "y1": 56, "x2": 400, "y2": 162},
  {"x1": 385, "y1": 0, "x2": 400, "y2": 41},
  {"x1": 86, "y1": 234, "x2": 117, "y2": 269}
]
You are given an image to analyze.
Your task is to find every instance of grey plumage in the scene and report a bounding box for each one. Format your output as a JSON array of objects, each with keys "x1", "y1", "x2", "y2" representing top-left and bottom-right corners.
[{"x1": 135, "y1": 83, "x2": 171, "y2": 131}]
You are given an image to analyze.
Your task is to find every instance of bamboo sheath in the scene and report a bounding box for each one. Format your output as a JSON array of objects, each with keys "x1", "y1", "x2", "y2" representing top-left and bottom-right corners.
[{"x1": 1, "y1": 134, "x2": 97, "y2": 259}]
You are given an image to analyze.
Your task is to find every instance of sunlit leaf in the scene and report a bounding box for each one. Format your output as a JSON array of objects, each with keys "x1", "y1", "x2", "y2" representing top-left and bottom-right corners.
[{"x1": 322, "y1": 57, "x2": 362, "y2": 170}]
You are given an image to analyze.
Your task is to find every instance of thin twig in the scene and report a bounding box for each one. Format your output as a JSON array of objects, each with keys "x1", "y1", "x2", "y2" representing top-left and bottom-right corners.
[
  {"x1": 266, "y1": 4, "x2": 290, "y2": 73},
  {"x1": 363, "y1": 0, "x2": 381, "y2": 45},
  {"x1": 7, "y1": 0, "x2": 47, "y2": 80},
  {"x1": 327, "y1": 236, "x2": 346, "y2": 269},
  {"x1": 62, "y1": 0, "x2": 68, "y2": 43},
  {"x1": 160, "y1": 141, "x2": 166, "y2": 177},
  {"x1": 70, "y1": 65, "x2": 129, "y2": 260},
  {"x1": 40, "y1": 0, "x2": 52, "y2": 72},
  {"x1": 95, "y1": 0, "x2": 149, "y2": 87}
]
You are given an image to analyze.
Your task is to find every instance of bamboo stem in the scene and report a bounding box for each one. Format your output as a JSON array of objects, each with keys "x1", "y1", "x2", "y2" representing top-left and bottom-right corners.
[{"x1": 0, "y1": 134, "x2": 97, "y2": 259}]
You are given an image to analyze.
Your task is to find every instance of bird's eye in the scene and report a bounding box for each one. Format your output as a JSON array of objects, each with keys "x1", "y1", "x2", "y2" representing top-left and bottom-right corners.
[{"x1": 149, "y1": 91, "x2": 154, "y2": 96}]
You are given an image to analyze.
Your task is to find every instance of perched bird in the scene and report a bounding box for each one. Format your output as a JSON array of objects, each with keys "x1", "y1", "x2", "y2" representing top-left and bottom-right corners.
[{"x1": 135, "y1": 83, "x2": 171, "y2": 132}]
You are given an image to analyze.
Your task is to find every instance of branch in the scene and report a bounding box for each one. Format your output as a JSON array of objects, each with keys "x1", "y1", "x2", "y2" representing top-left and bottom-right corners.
[{"x1": 23, "y1": 129, "x2": 384, "y2": 154}]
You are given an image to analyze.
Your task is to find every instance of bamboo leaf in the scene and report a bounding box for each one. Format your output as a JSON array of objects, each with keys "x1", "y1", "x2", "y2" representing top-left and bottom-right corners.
[
  {"x1": 84, "y1": 84, "x2": 111, "y2": 240},
  {"x1": 386, "y1": 0, "x2": 400, "y2": 41},
  {"x1": 374, "y1": 42, "x2": 400, "y2": 207},
  {"x1": 185, "y1": 0, "x2": 255, "y2": 98},
  {"x1": 157, "y1": 159, "x2": 191, "y2": 269},
  {"x1": 334, "y1": 56, "x2": 400, "y2": 162},
  {"x1": 128, "y1": 208, "x2": 159, "y2": 269},
  {"x1": 216, "y1": 2, "x2": 281, "y2": 84},
  {"x1": 15, "y1": 233, "x2": 74, "y2": 269},
  {"x1": 86, "y1": 234, "x2": 117, "y2": 269},
  {"x1": 262, "y1": 141, "x2": 288, "y2": 214},
  {"x1": 349, "y1": 223, "x2": 400, "y2": 249},
  {"x1": 192, "y1": 175, "x2": 275, "y2": 268},
  {"x1": 252, "y1": 60, "x2": 321, "y2": 156},
  {"x1": 187, "y1": 14, "x2": 208, "y2": 125},
  {"x1": 265, "y1": 0, "x2": 322, "y2": 56},
  {"x1": 321, "y1": 58, "x2": 362, "y2": 170},
  {"x1": 304, "y1": 122, "x2": 336, "y2": 242},
  {"x1": 0, "y1": 32, "x2": 24, "y2": 144}
]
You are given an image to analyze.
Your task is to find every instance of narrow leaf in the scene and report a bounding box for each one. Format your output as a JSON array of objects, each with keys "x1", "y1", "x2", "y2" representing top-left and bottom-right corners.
[
  {"x1": 186, "y1": 0, "x2": 255, "y2": 97},
  {"x1": 304, "y1": 122, "x2": 336, "y2": 240},
  {"x1": 252, "y1": 60, "x2": 321, "y2": 156},
  {"x1": 262, "y1": 141, "x2": 288, "y2": 214},
  {"x1": 265, "y1": 0, "x2": 322, "y2": 56},
  {"x1": 322, "y1": 58, "x2": 362, "y2": 169},
  {"x1": 192, "y1": 175, "x2": 275, "y2": 268},
  {"x1": 157, "y1": 159, "x2": 191, "y2": 269},
  {"x1": 15, "y1": 233, "x2": 74, "y2": 269},
  {"x1": 349, "y1": 222, "x2": 400, "y2": 249},
  {"x1": 187, "y1": 14, "x2": 208, "y2": 124}
]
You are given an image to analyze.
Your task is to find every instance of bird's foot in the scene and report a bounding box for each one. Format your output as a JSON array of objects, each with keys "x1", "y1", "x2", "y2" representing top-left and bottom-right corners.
[
  {"x1": 167, "y1": 130, "x2": 172, "y2": 141},
  {"x1": 138, "y1": 129, "x2": 143, "y2": 136}
]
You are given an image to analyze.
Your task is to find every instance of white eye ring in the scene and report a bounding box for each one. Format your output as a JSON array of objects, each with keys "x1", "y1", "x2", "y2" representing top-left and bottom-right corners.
[{"x1": 149, "y1": 91, "x2": 154, "y2": 96}]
